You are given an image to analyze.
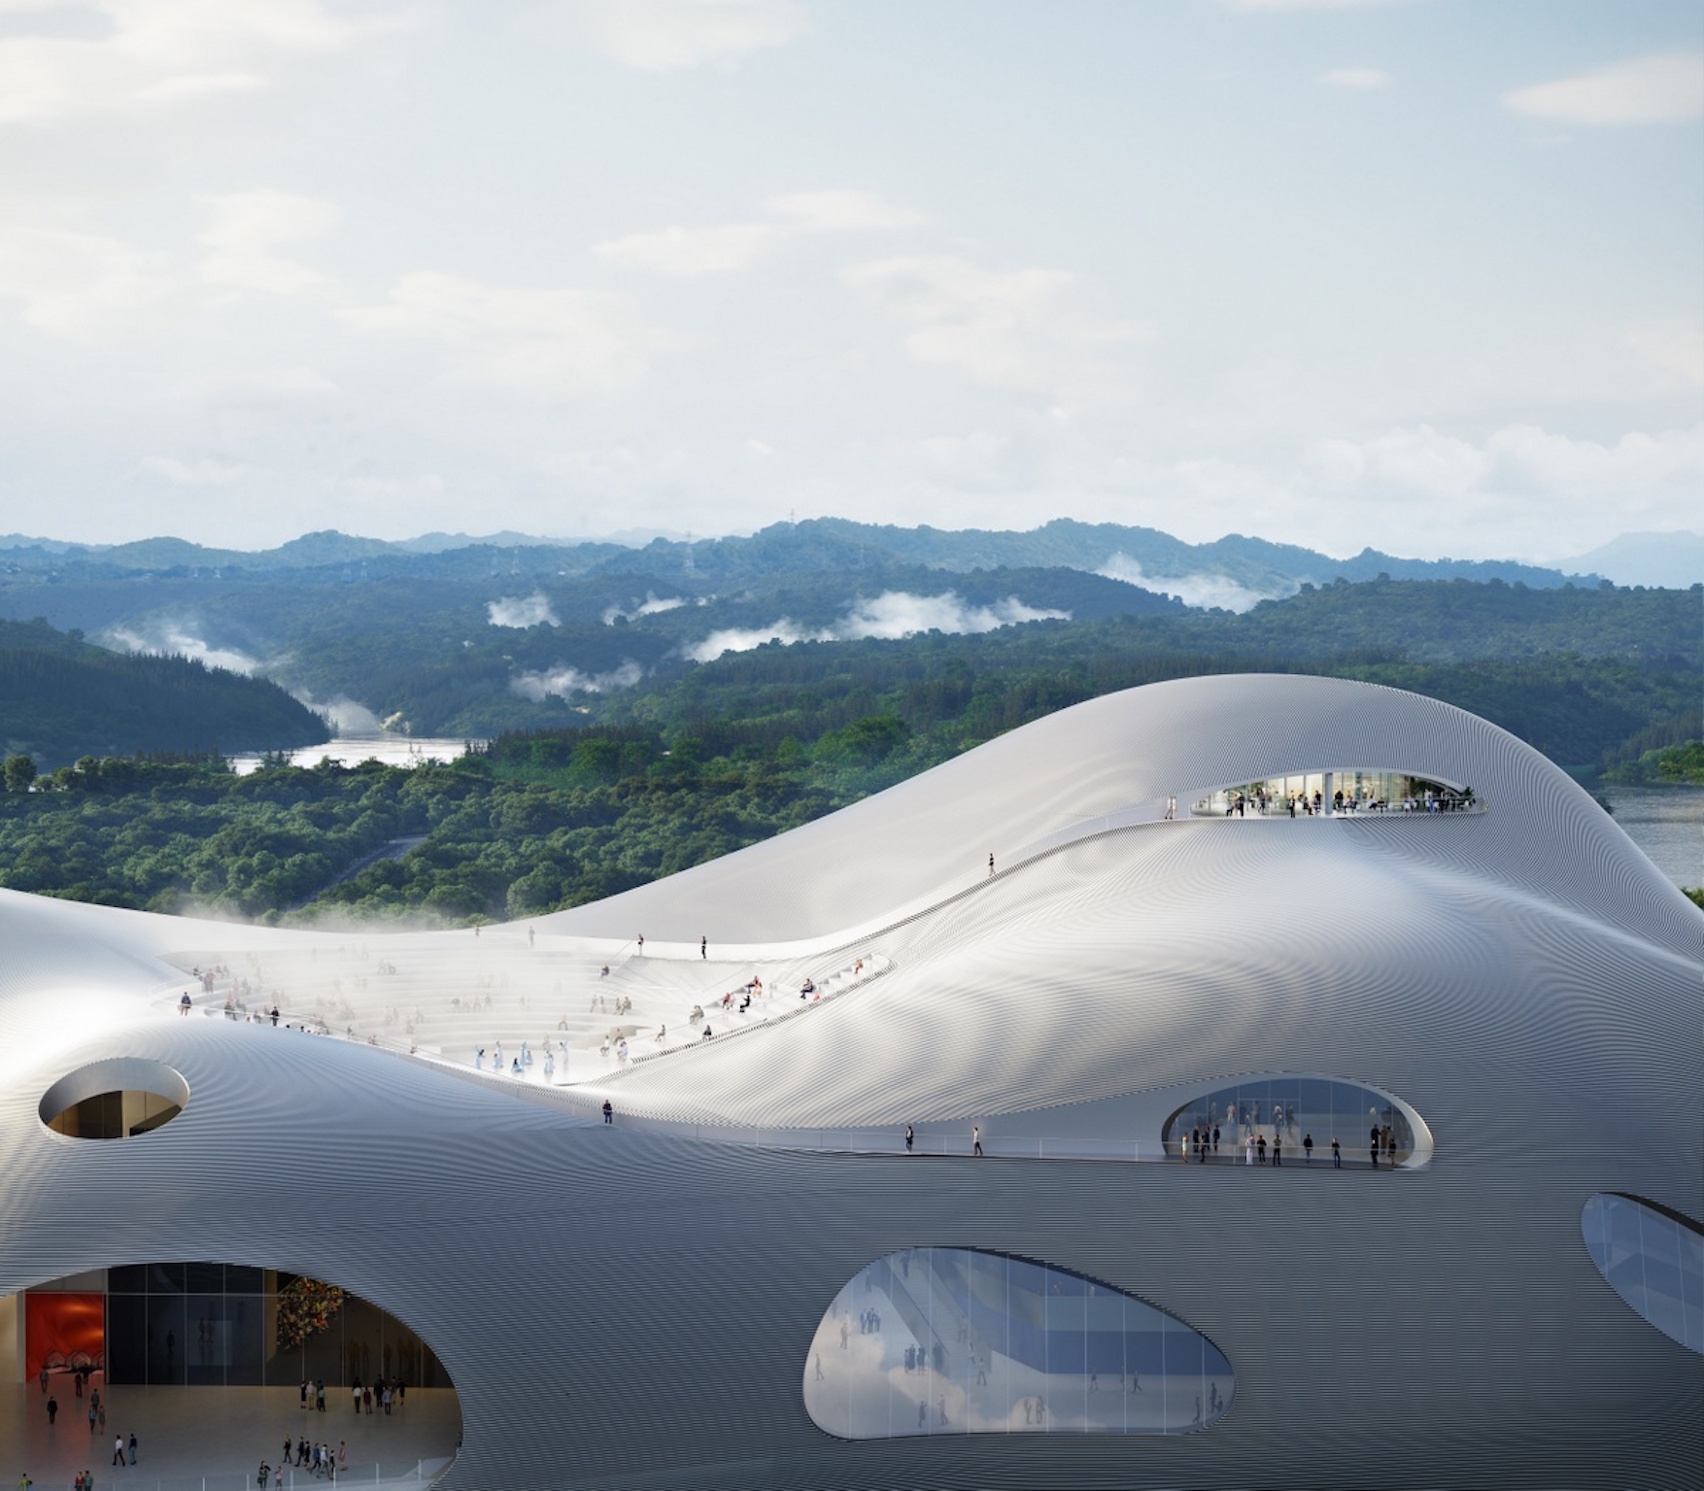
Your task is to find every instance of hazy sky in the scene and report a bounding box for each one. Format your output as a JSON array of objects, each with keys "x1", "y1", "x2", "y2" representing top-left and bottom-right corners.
[{"x1": 1, "y1": 0, "x2": 1700, "y2": 559}]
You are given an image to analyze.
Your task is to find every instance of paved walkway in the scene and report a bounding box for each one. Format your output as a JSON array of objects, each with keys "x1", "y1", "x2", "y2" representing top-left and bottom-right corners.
[{"x1": 3, "y1": 1382, "x2": 459, "y2": 1491}]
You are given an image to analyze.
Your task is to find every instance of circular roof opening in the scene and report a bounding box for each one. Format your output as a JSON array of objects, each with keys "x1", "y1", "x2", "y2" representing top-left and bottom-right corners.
[{"x1": 40, "y1": 1058, "x2": 190, "y2": 1140}]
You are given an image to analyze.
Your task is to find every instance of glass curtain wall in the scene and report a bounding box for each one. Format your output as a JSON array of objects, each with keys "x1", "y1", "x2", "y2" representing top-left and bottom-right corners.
[
  {"x1": 1192, "y1": 773, "x2": 1474, "y2": 817},
  {"x1": 92, "y1": 1265, "x2": 449, "y2": 1387},
  {"x1": 1581, "y1": 1194, "x2": 1704, "y2": 1355},
  {"x1": 1162, "y1": 1076, "x2": 1419, "y2": 1167},
  {"x1": 803, "y1": 1248, "x2": 1232, "y2": 1438}
]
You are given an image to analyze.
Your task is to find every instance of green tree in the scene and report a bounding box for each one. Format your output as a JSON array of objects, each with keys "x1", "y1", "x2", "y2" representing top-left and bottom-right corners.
[{"x1": 2, "y1": 754, "x2": 36, "y2": 793}]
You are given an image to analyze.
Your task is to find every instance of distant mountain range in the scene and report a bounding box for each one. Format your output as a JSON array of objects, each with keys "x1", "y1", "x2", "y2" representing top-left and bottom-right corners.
[
  {"x1": 1, "y1": 516, "x2": 1661, "y2": 597},
  {"x1": 1553, "y1": 531, "x2": 1704, "y2": 591},
  {"x1": 1, "y1": 514, "x2": 1697, "y2": 768}
]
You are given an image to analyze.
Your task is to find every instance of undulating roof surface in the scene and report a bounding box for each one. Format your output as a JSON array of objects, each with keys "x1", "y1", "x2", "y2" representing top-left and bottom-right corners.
[{"x1": 2, "y1": 674, "x2": 1699, "y2": 1488}]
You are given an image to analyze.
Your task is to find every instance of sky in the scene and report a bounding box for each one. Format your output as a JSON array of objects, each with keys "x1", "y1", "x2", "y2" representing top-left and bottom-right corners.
[{"x1": 0, "y1": 0, "x2": 1700, "y2": 561}]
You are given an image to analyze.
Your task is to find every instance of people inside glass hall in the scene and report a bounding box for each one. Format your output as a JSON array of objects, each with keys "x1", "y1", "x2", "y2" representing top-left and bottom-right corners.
[
  {"x1": 802, "y1": 1249, "x2": 1233, "y2": 1439},
  {"x1": 1162, "y1": 1077, "x2": 1420, "y2": 1168},
  {"x1": 1190, "y1": 771, "x2": 1476, "y2": 818}
]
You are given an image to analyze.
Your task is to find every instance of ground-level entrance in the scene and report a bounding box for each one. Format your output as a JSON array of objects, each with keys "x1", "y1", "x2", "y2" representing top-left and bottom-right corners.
[{"x1": 2, "y1": 1267, "x2": 460, "y2": 1490}]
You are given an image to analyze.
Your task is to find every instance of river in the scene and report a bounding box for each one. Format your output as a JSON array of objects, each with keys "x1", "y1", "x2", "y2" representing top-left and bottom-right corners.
[
  {"x1": 1596, "y1": 782, "x2": 1703, "y2": 889},
  {"x1": 228, "y1": 736, "x2": 480, "y2": 775}
]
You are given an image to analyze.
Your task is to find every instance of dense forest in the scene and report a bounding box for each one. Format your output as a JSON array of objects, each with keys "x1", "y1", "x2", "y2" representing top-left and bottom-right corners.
[
  {"x1": 0, "y1": 618, "x2": 328, "y2": 766},
  {"x1": 7, "y1": 518, "x2": 1688, "y2": 742},
  {"x1": 1, "y1": 522, "x2": 1696, "y2": 921},
  {"x1": 2, "y1": 625, "x2": 1698, "y2": 923}
]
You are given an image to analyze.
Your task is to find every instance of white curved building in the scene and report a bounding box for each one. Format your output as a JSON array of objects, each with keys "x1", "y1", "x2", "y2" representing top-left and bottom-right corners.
[{"x1": 2, "y1": 674, "x2": 1699, "y2": 1488}]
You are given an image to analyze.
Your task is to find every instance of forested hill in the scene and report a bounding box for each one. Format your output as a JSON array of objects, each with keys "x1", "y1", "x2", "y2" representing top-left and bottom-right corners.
[{"x1": 0, "y1": 618, "x2": 328, "y2": 766}]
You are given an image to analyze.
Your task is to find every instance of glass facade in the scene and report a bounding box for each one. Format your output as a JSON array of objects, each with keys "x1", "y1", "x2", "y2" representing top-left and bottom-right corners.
[
  {"x1": 1162, "y1": 1075, "x2": 1424, "y2": 1167},
  {"x1": 1581, "y1": 1194, "x2": 1704, "y2": 1355},
  {"x1": 37, "y1": 1265, "x2": 450, "y2": 1387},
  {"x1": 802, "y1": 1248, "x2": 1232, "y2": 1438},
  {"x1": 1192, "y1": 772, "x2": 1476, "y2": 817}
]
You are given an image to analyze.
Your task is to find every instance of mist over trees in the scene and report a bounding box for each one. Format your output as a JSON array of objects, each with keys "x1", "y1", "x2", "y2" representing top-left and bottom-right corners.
[{"x1": 0, "y1": 618, "x2": 328, "y2": 766}]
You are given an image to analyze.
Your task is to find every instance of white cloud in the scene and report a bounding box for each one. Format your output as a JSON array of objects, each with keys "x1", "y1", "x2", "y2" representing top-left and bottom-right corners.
[
  {"x1": 343, "y1": 271, "x2": 669, "y2": 398},
  {"x1": 597, "y1": 188, "x2": 917, "y2": 277},
  {"x1": 844, "y1": 255, "x2": 1145, "y2": 399},
  {"x1": 137, "y1": 455, "x2": 249, "y2": 486},
  {"x1": 487, "y1": 592, "x2": 560, "y2": 628},
  {"x1": 197, "y1": 190, "x2": 340, "y2": 297},
  {"x1": 768, "y1": 189, "x2": 923, "y2": 231},
  {"x1": 1504, "y1": 53, "x2": 1704, "y2": 127},
  {"x1": 602, "y1": 592, "x2": 689, "y2": 624},
  {"x1": 1305, "y1": 421, "x2": 1704, "y2": 505},
  {"x1": 0, "y1": 0, "x2": 365, "y2": 126},
  {"x1": 106, "y1": 622, "x2": 261, "y2": 675},
  {"x1": 836, "y1": 591, "x2": 1067, "y2": 639},
  {"x1": 293, "y1": 692, "x2": 381, "y2": 734},
  {"x1": 1098, "y1": 555, "x2": 1280, "y2": 613},
  {"x1": 921, "y1": 430, "x2": 1046, "y2": 491},
  {"x1": 1624, "y1": 322, "x2": 1704, "y2": 388},
  {"x1": 561, "y1": 0, "x2": 804, "y2": 71},
  {"x1": 683, "y1": 590, "x2": 1068, "y2": 661},
  {"x1": 0, "y1": 221, "x2": 173, "y2": 339},
  {"x1": 1481, "y1": 423, "x2": 1704, "y2": 497},
  {"x1": 595, "y1": 221, "x2": 783, "y2": 276},
  {"x1": 510, "y1": 659, "x2": 644, "y2": 700},
  {"x1": 1319, "y1": 67, "x2": 1391, "y2": 90},
  {"x1": 1307, "y1": 423, "x2": 1486, "y2": 499},
  {"x1": 684, "y1": 620, "x2": 818, "y2": 660}
]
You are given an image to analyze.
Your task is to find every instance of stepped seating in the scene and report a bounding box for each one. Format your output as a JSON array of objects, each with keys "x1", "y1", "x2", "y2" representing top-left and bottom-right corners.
[{"x1": 162, "y1": 936, "x2": 890, "y2": 1085}]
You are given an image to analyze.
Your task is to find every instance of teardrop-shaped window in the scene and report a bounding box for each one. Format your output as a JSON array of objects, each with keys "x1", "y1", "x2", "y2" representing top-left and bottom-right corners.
[
  {"x1": 1581, "y1": 1194, "x2": 1704, "y2": 1355},
  {"x1": 802, "y1": 1248, "x2": 1232, "y2": 1438}
]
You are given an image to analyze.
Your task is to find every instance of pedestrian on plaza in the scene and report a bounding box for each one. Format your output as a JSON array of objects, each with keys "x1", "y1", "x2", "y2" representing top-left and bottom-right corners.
[
  {"x1": 972, "y1": 1124, "x2": 983, "y2": 1157},
  {"x1": 1303, "y1": 1133, "x2": 1314, "y2": 1164},
  {"x1": 111, "y1": 1436, "x2": 124, "y2": 1466},
  {"x1": 127, "y1": 1432, "x2": 137, "y2": 1465},
  {"x1": 602, "y1": 1099, "x2": 613, "y2": 1124},
  {"x1": 700, "y1": 936, "x2": 707, "y2": 960},
  {"x1": 46, "y1": 1395, "x2": 57, "y2": 1426},
  {"x1": 904, "y1": 1123, "x2": 914, "y2": 1153}
]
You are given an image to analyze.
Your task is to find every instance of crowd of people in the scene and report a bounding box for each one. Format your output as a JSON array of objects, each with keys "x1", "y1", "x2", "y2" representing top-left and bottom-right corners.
[{"x1": 1178, "y1": 1121, "x2": 1406, "y2": 1167}]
